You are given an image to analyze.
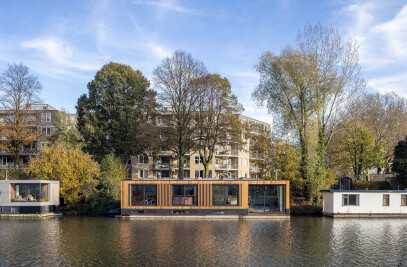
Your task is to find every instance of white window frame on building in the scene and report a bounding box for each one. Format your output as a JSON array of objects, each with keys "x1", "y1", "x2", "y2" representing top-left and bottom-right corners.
[
  {"x1": 42, "y1": 127, "x2": 51, "y2": 136},
  {"x1": 139, "y1": 170, "x2": 148, "y2": 178},
  {"x1": 2, "y1": 157, "x2": 9, "y2": 168},
  {"x1": 41, "y1": 112, "x2": 51, "y2": 122},
  {"x1": 194, "y1": 156, "x2": 202, "y2": 164},
  {"x1": 195, "y1": 170, "x2": 204, "y2": 178},
  {"x1": 138, "y1": 155, "x2": 148, "y2": 164}
]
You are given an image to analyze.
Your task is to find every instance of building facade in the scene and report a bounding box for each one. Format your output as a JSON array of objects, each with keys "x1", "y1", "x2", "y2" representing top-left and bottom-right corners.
[
  {"x1": 322, "y1": 190, "x2": 407, "y2": 217},
  {"x1": 128, "y1": 114, "x2": 270, "y2": 180},
  {"x1": 0, "y1": 104, "x2": 76, "y2": 170},
  {"x1": 121, "y1": 179, "x2": 290, "y2": 216}
]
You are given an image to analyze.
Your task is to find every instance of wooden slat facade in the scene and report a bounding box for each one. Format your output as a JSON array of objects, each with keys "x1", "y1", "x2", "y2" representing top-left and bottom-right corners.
[{"x1": 121, "y1": 179, "x2": 290, "y2": 211}]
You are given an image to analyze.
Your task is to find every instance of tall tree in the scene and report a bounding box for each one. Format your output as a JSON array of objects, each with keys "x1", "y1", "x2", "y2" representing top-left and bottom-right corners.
[
  {"x1": 153, "y1": 51, "x2": 207, "y2": 179},
  {"x1": 76, "y1": 62, "x2": 157, "y2": 162},
  {"x1": 253, "y1": 47, "x2": 316, "y2": 199},
  {"x1": 0, "y1": 63, "x2": 42, "y2": 166},
  {"x1": 296, "y1": 24, "x2": 364, "y2": 191},
  {"x1": 253, "y1": 24, "x2": 364, "y2": 202},
  {"x1": 194, "y1": 74, "x2": 243, "y2": 178}
]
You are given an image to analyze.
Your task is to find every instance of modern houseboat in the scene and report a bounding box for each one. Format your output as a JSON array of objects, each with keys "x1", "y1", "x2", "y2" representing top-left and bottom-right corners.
[
  {"x1": 121, "y1": 179, "x2": 290, "y2": 217},
  {"x1": 0, "y1": 180, "x2": 60, "y2": 215},
  {"x1": 322, "y1": 190, "x2": 407, "y2": 217}
]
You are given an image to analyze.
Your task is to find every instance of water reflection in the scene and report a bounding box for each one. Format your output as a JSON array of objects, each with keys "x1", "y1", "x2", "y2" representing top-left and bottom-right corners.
[{"x1": 2, "y1": 217, "x2": 407, "y2": 266}]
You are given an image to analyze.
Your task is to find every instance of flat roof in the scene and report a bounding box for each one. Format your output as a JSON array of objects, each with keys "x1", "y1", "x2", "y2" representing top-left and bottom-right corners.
[
  {"x1": 0, "y1": 180, "x2": 59, "y2": 184},
  {"x1": 125, "y1": 178, "x2": 289, "y2": 182},
  {"x1": 321, "y1": 190, "x2": 407, "y2": 193}
]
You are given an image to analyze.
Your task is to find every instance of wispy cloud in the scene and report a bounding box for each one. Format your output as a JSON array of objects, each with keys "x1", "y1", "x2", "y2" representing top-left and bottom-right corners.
[
  {"x1": 21, "y1": 37, "x2": 101, "y2": 72},
  {"x1": 135, "y1": 0, "x2": 200, "y2": 15}
]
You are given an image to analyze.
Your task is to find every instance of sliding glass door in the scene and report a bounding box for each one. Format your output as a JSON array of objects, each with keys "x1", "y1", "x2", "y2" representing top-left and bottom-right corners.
[{"x1": 249, "y1": 185, "x2": 284, "y2": 213}]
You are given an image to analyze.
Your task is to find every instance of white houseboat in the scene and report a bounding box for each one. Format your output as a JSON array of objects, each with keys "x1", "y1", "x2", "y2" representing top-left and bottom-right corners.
[
  {"x1": 321, "y1": 190, "x2": 407, "y2": 217},
  {"x1": 0, "y1": 180, "x2": 60, "y2": 215}
]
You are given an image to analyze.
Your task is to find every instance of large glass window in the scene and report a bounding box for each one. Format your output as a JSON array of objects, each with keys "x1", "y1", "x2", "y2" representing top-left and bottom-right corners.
[
  {"x1": 131, "y1": 185, "x2": 157, "y2": 206},
  {"x1": 342, "y1": 194, "x2": 359, "y2": 206},
  {"x1": 249, "y1": 185, "x2": 284, "y2": 213},
  {"x1": 11, "y1": 183, "x2": 48, "y2": 202},
  {"x1": 213, "y1": 185, "x2": 238, "y2": 206},
  {"x1": 172, "y1": 185, "x2": 197, "y2": 205}
]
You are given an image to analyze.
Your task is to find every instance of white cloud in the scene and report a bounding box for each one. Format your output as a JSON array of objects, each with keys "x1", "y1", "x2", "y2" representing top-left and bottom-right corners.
[
  {"x1": 147, "y1": 41, "x2": 172, "y2": 59},
  {"x1": 340, "y1": 1, "x2": 407, "y2": 96},
  {"x1": 135, "y1": 0, "x2": 199, "y2": 15},
  {"x1": 373, "y1": 5, "x2": 407, "y2": 59},
  {"x1": 368, "y1": 73, "x2": 407, "y2": 96},
  {"x1": 21, "y1": 37, "x2": 101, "y2": 72},
  {"x1": 232, "y1": 71, "x2": 259, "y2": 79}
]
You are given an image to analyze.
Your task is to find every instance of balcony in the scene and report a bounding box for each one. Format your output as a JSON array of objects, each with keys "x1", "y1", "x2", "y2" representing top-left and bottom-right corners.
[
  {"x1": 170, "y1": 163, "x2": 190, "y2": 169},
  {"x1": 250, "y1": 166, "x2": 259, "y2": 172},
  {"x1": 153, "y1": 163, "x2": 170, "y2": 169},
  {"x1": 215, "y1": 164, "x2": 238, "y2": 170},
  {"x1": 215, "y1": 150, "x2": 238, "y2": 157}
]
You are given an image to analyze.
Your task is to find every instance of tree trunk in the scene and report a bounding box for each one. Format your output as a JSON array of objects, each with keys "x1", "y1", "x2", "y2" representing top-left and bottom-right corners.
[{"x1": 178, "y1": 153, "x2": 184, "y2": 179}]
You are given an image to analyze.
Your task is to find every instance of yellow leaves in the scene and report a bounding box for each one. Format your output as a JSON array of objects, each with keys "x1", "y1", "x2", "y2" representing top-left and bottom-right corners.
[{"x1": 26, "y1": 144, "x2": 100, "y2": 207}]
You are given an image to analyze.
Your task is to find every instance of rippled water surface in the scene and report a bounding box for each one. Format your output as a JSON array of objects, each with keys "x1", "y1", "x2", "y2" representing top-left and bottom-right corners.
[{"x1": 1, "y1": 216, "x2": 407, "y2": 266}]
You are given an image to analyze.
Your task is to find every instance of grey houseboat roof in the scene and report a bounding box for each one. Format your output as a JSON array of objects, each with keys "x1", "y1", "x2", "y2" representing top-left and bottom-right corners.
[
  {"x1": 0, "y1": 180, "x2": 59, "y2": 184},
  {"x1": 321, "y1": 190, "x2": 407, "y2": 193}
]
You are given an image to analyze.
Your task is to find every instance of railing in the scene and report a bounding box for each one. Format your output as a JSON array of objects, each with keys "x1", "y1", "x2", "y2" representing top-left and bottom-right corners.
[
  {"x1": 215, "y1": 164, "x2": 238, "y2": 170},
  {"x1": 215, "y1": 150, "x2": 238, "y2": 156},
  {"x1": 171, "y1": 163, "x2": 190, "y2": 169},
  {"x1": 153, "y1": 163, "x2": 170, "y2": 169},
  {"x1": 250, "y1": 166, "x2": 259, "y2": 172}
]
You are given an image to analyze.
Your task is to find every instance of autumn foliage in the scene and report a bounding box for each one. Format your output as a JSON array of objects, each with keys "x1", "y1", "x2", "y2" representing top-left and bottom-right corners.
[{"x1": 25, "y1": 144, "x2": 100, "y2": 208}]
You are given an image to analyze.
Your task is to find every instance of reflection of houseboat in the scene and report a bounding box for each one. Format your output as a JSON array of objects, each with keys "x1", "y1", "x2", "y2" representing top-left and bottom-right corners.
[
  {"x1": 121, "y1": 179, "x2": 290, "y2": 217},
  {"x1": 0, "y1": 180, "x2": 60, "y2": 215}
]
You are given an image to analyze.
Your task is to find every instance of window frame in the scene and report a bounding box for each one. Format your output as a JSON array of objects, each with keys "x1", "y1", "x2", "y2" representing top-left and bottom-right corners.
[
  {"x1": 212, "y1": 184, "x2": 239, "y2": 206},
  {"x1": 138, "y1": 155, "x2": 148, "y2": 164},
  {"x1": 130, "y1": 184, "x2": 157, "y2": 206},
  {"x1": 194, "y1": 156, "x2": 202, "y2": 164},
  {"x1": 383, "y1": 194, "x2": 390, "y2": 206},
  {"x1": 402, "y1": 195, "x2": 407, "y2": 206},
  {"x1": 342, "y1": 194, "x2": 359, "y2": 206},
  {"x1": 172, "y1": 185, "x2": 197, "y2": 206},
  {"x1": 139, "y1": 170, "x2": 148, "y2": 178}
]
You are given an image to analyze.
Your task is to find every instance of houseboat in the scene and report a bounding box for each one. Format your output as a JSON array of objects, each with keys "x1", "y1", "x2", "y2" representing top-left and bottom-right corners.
[
  {"x1": 322, "y1": 190, "x2": 407, "y2": 217},
  {"x1": 121, "y1": 179, "x2": 290, "y2": 217},
  {"x1": 0, "y1": 180, "x2": 60, "y2": 215}
]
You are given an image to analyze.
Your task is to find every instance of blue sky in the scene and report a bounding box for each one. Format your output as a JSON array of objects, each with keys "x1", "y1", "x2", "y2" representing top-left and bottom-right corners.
[{"x1": 0, "y1": 0, "x2": 406, "y2": 125}]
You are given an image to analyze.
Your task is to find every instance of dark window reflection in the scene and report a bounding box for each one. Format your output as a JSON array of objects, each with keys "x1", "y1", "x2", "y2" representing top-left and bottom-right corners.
[{"x1": 131, "y1": 185, "x2": 157, "y2": 206}]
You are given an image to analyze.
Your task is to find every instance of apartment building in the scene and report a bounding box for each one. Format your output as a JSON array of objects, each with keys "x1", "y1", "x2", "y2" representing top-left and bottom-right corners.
[
  {"x1": 0, "y1": 104, "x2": 76, "y2": 169},
  {"x1": 128, "y1": 112, "x2": 270, "y2": 180}
]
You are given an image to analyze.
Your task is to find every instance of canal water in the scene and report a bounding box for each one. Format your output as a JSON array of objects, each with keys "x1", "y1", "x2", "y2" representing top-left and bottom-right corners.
[{"x1": 0, "y1": 216, "x2": 406, "y2": 266}]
